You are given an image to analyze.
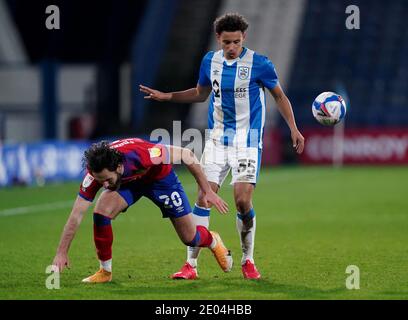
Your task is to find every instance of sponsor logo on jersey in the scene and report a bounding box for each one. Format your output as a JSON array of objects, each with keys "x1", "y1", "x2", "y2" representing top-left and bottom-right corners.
[
  {"x1": 212, "y1": 79, "x2": 220, "y2": 97},
  {"x1": 234, "y1": 87, "x2": 247, "y2": 99},
  {"x1": 82, "y1": 173, "x2": 94, "y2": 190},
  {"x1": 148, "y1": 147, "x2": 162, "y2": 159}
]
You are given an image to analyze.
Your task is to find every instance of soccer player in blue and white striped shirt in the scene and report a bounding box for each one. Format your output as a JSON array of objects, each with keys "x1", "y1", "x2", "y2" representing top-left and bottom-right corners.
[{"x1": 140, "y1": 13, "x2": 304, "y2": 280}]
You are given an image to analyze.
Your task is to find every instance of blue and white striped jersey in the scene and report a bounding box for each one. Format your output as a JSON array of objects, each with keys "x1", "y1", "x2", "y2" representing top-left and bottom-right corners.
[{"x1": 198, "y1": 47, "x2": 279, "y2": 149}]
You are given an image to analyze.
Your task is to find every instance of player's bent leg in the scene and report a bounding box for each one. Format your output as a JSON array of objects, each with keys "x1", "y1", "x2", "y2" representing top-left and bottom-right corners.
[
  {"x1": 173, "y1": 182, "x2": 220, "y2": 279},
  {"x1": 170, "y1": 214, "x2": 233, "y2": 274},
  {"x1": 94, "y1": 189, "x2": 129, "y2": 220},
  {"x1": 82, "y1": 190, "x2": 128, "y2": 283},
  {"x1": 91, "y1": 213, "x2": 113, "y2": 274},
  {"x1": 234, "y1": 183, "x2": 254, "y2": 214},
  {"x1": 176, "y1": 139, "x2": 229, "y2": 276},
  {"x1": 188, "y1": 182, "x2": 219, "y2": 259},
  {"x1": 170, "y1": 214, "x2": 200, "y2": 280},
  {"x1": 234, "y1": 183, "x2": 261, "y2": 280},
  {"x1": 170, "y1": 213, "x2": 197, "y2": 245}
]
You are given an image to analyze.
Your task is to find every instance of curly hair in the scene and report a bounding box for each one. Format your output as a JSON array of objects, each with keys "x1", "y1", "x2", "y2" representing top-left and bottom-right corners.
[
  {"x1": 83, "y1": 141, "x2": 124, "y2": 173},
  {"x1": 214, "y1": 13, "x2": 249, "y2": 34}
]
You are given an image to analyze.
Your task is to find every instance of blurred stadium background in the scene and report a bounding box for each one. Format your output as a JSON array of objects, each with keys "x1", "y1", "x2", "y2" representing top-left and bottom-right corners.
[
  {"x1": 1, "y1": 0, "x2": 408, "y2": 300},
  {"x1": 1, "y1": 0, "x2": 407, "y2": 186}
]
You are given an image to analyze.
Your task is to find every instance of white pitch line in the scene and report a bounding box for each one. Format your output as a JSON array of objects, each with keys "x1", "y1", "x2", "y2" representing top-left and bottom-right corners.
[
  {"x1": 0, "y1": 174, "x2": 289, "y2": 218},
  {"x1": 0, "y1": 185, "x2": 198, "y2": 218},
  {"x1": 0, "y1": 200, "x2": 73, "y2": 217}
]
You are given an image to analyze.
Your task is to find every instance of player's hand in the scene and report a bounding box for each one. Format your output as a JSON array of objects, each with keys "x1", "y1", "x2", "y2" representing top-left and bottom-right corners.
[
  {"x1": 139, "y1": 84, "x2": 171, "y2": 102},
  {"x1": 52, "y1": 253, "x2": 70, "y2": 273},
  {"x1": 203, "y1": 190, "x2": 229, "y2": 214},
  {"x1": 291, "y1": 129, "x2": 305, "y2": 154}
]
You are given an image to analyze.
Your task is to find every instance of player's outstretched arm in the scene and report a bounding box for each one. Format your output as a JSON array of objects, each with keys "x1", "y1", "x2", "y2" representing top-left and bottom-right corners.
[
  {"x1": 167, "y1": 145, "x2": 228, "y2": 214},
  {"x1": 139, "y1": 84, "x2": 211, "y2": 103},
  {"x1": 52, "y1": 196, "x2": 91, "y2": 272},
  {"x1": 269, "y1": 84, "x2": 305, "y2": 154}
]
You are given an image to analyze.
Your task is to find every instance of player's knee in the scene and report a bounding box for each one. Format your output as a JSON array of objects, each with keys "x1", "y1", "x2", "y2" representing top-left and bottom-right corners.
[
  {"x1": 178, "y1": 226, "x2": 199, "y2": 246},
  {"x1": 96, "y1": 210, "x2": 116, "y2": 219},
  {"x1": 182, "y1": 233, "x2": 197, "y2": 246},
  {"x1": 235, "y1": 197, "x2": 252, "y2": 214},
  {"x1": 182, "y1": 237, "x2": 193, "y2": 246},
  {"x1": 94, "y1": 204, "x2": 118, "y2": 219}
]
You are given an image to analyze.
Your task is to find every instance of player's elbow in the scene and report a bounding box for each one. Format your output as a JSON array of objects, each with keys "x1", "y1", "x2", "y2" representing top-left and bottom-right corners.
[
  {"x1": 196, "y1": 88, "x2": 209, "y2": 103},
  {"x1": 198, "y1": 95, "x2": 207, "y2": 103},
  {"x1": 273, "y1": 92, "x2": 285, "y2": 103}
]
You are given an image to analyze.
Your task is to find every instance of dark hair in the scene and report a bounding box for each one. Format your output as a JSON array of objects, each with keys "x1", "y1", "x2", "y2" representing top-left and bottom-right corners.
[
  {"x1": 83, "y1": 141, "x2": 124, "y2": 173},
  {"x1": 214, "y1": 13, "x2": 249, "y2": 34}
]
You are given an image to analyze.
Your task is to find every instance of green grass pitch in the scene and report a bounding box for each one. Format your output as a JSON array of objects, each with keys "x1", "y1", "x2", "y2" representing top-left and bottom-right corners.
[{"x1": 0, "y1": 166, "x2": 407, "y2": 300}]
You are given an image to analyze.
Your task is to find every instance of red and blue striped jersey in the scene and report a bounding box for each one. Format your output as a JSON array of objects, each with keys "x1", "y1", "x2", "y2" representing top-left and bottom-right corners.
[{"x1": 78, "y1": 138, "x2": 171, "y2": 202}]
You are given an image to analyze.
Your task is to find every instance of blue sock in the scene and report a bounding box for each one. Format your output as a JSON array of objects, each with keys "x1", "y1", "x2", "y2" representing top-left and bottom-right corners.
[{"x1": 237, "y1": 208, "x2": 255, "y2": 222}]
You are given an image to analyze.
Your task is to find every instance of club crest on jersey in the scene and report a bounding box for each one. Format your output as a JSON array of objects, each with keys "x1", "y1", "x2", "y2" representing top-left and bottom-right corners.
[{"x1": 238, "y1": 66, "x2": 250, "y2": 80}]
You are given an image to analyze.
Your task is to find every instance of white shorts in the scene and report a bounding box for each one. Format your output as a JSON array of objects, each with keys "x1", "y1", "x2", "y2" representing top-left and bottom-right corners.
[{"x1": 200, "y1": 139, "x2": 262, "y2": 186}]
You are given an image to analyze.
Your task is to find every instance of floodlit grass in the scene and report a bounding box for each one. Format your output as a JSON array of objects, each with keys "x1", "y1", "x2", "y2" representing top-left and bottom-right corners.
[{"x1": 1, "y1": 166, "x2": 407, "y2": 299}]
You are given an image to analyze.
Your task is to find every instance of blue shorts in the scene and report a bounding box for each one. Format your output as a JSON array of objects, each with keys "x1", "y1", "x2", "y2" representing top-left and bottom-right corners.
[{"x1": 117, "y1": 169, "x2": 192, "y2": 219}]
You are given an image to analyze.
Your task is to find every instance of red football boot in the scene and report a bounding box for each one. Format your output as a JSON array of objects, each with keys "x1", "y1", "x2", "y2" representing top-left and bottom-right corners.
[
  {"x1": 171, "y1": 262, "x2": 198, "y2": 280},
  {"x1": 241, "y1": 259, "x2": 261, "y2": 280}
]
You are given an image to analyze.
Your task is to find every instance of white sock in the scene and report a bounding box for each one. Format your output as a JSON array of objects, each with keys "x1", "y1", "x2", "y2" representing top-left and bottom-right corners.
[
  {"x1": 209, "y1": 236, "x2": 217, "y2": 249},
  {"x1": 100, "y1": 259, "x2": 112, "y2": 272},
  {"x1": 187, "y1": 204, "x2": 210, "y2": 268},
  {"x1": 236, "y1": 212, "x2": 256, "y2": 265}
]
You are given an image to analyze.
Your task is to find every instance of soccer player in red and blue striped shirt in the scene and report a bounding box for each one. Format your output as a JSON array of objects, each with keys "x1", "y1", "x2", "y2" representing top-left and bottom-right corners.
[{"x1": 52, "y1": 138, "x2": 232, "y2": 282}]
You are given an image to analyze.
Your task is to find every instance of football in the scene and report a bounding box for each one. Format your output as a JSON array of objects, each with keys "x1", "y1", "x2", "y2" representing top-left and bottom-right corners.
[{"x1": 312, "y1": 92, "x2": 347, "y2": 126}]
